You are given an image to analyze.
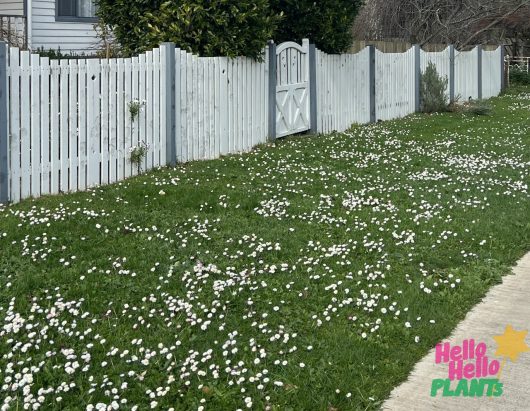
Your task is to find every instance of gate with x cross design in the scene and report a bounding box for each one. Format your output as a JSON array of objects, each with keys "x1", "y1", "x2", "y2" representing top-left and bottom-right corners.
[{"x1": 274, "y1": 39, "x2": 312, "y2": 138}]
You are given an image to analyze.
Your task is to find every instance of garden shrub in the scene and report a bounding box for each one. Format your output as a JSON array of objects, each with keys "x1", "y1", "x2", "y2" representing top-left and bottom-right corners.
[
  {"x1": 96, "y1": 0, "x2": 279, "y2": 59},
  {"x1": 510, "y1": 67, "x2": 530, "y2": 85},
  {"x1": 96, "y1": 0, "x2": 363, "y2": 57},
  {"x1": 269, "y1": 0, "x2": 363, "y2": 54},
  {"x1": 420, "y1": 62, "x2": 449, "y2": 113}
]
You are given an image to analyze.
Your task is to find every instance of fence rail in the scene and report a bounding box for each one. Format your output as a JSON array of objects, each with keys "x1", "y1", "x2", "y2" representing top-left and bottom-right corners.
[{"x1": 0, "y1": 41, "x2": 504, "y2": 204}]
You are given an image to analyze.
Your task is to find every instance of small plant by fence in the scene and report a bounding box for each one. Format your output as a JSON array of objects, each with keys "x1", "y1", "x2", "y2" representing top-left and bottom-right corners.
[{"x1": 0, "y1": 41, "x2": 504, "y2": 204}]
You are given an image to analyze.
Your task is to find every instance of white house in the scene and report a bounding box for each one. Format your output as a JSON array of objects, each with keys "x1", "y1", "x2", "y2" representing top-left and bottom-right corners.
[{"x1": 0, "y1": 0, "x2": 100, "y2": 54}]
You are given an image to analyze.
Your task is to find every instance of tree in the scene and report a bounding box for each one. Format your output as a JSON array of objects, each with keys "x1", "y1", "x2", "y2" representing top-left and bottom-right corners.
[
  {"x1": 95, "y1": 0, "x2": 162, "y2": 56},
  {"x1": 96, "y1": 0, "x2": 279, "y2": 58},
  {"x1": 270, "y1": 0, "x2": 364, "y2": 54},
  {"x1": 352, "y1": 0, "x2": 530, "y2": 50}
]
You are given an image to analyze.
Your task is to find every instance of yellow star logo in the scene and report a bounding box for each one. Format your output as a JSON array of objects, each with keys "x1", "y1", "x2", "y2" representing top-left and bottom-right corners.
[{"x1": 493, "y1": 325, "x2": 530, "y2": 363}]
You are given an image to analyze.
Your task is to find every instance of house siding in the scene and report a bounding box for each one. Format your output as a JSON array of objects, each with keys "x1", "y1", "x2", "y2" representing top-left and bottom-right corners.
[
  {"x1": 0, "y1": 0, "x2": 24, "y2": 16},
  {"x1": 31, "y1": 0, "x2": 99, "y2": 54}
]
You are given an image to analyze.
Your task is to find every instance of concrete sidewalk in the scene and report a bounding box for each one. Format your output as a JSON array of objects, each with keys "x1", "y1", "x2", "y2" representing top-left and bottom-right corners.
[{"x1": 383, "y1": 253, "x2": 530, "y2": 411}]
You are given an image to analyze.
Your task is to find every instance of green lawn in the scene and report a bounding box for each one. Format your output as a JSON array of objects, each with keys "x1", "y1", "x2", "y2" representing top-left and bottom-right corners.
[{"x1": 1, "y1": 88, "x2": 529, "y2": 411}]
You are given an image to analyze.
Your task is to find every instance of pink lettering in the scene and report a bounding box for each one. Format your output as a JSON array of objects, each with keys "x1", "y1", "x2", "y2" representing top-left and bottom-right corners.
[
  {"x1": 435, "y1": 342, "x2": 451, "y2": 363},
  {"x1": 451, "y1": 345, "x2": 462, "y2": 361},
  {"x1": 449, "y1": 360, "x2": 463, "y2": 381}
]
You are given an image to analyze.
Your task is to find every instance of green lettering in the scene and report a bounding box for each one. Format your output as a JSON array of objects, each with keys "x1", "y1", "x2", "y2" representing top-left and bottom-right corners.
[
  {"x1": 430, "y1": 379, "x2": 445, "y2": 397},
  {"x1": 443, "y1": 379, "x2": 455, "y2": 397},
  {"x1": 455, "y1": 379, "x2": 469, "y2": 397},
  {"x1": 468, "y1": 379, "x2": 485, "y2": 397},
  {"x1": 484, "y1": 379, "x2": 497, "y2": 397},
  {"x1": 494, "y1": 381, "x2": 503, "y2": 397}
]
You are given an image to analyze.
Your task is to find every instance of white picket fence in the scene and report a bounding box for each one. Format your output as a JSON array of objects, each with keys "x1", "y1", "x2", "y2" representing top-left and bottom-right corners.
[
  {"x1": 316, "y1": 47, "x2": 371, "y2": 134},
  {"x1": 176, "y1": 50, "x2": 269, "y2": 163},
  {"x1": 0, "y1": 42, "x2": 504, "y2": 204},
  {"x1": 5, "y1": 47, "x2": 169, "y2": 203},
  {"x1": 421, "y1": 47, "x2": 452, "y2": 103},
  {"x1": 375, "y1": 48, "x2": 417, "y2": 122},
  {"x1": 482, "y1": 48, "x2": 502, "y2": 99},
  {"x1": 315, "y1": 45, "x2": 503, "y2": 133}
]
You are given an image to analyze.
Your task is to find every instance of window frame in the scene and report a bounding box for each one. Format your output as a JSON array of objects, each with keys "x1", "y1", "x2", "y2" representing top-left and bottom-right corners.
[{"x1": 55, "y1": 0, "x2": 99, "y2": 23}]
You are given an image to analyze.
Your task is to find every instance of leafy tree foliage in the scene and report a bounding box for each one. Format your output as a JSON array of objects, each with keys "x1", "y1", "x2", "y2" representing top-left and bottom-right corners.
[
  {"x1": 96, "y1": 0, "x2": 279, "y2": 58},
  {"x1": 96, "y1": 0, "x2": 363, "y2": 57},
  {"x1": 270, "y1": 0, "x2": 363, "y2": 53},
  {"x1": 95, "y1": 0, "x2": 161, "y2": 56}
]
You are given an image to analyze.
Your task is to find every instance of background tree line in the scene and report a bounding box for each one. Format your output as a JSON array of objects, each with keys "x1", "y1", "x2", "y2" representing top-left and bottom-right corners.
[
  {"x1": 353, "y1": 0, "x2": 530, "y2": 55},
  {"x1": 96, "y1": 0, "x2": 529, "y2": 58}
]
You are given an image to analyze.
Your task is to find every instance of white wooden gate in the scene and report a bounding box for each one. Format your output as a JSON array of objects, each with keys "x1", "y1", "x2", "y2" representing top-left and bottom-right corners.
[{"x1": 275, "y1": 39, "x2": 311, "y2": 138}]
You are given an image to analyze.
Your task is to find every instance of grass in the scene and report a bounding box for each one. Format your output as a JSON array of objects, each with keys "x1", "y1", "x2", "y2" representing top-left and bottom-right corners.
[{"x1": 0, "y1": 87, "x2": 529, "y2": 411}]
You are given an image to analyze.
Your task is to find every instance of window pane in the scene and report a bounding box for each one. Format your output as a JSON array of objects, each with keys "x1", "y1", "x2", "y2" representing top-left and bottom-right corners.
[
  {"x1": 57, "y1": 0, "x2": 75, "y2": 17},
  {"x1": 77, "y1": 0, "x2": 97, "y2": 17}
]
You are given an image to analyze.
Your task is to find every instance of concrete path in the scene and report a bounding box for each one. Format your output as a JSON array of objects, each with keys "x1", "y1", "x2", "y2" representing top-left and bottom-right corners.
[{"x1": 383, "y1": 253, "x2": 530, "y2": 411}]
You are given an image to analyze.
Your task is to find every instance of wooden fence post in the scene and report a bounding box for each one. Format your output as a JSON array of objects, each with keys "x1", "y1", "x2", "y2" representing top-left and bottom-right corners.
[
  {"x1": 161, "y1": 42, "x2": 177, "y2": 166},
  {"x1": 500, "y1": 46, "x2": 506, "y2": 92},
  {"x1": 414, "y1": 44, "x2": 421, "y2": 112},
  {"x1": 368, "y1": 45, "x2": 376, "y2": 123},
  {"x1": 174, "y1": 47, "x2": 181, "y2": 162},
  {"x1": 268, "y1": 41, "x2": 277, "y2": 141},
  {"x1": 477, "y1": 45, "x2": 483, "y2": 100},
  {"x1": 0, "y1": 41, "x2": 9, "y2": 204},
  {"x1": 309, "y1": 43, "x2": 317, "y2": 134},
  {"x1": 449, "y1": 45, "x2": 456, "y2": 102}
]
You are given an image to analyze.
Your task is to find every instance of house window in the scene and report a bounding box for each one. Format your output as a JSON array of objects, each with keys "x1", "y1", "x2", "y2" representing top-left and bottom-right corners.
[{"x1": 56, "y1": 0, "x2": 97, "y2": 21}]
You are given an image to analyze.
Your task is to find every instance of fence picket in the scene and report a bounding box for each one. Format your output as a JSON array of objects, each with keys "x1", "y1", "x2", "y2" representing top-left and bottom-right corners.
[
  {"x1": 131, "y1": 56, "x2": 140, "y2": 176},
  {"x1": 38, "y1": 56, "x2": 50, "y2": 194},
  {"x1": 30, "y1": 54, "x2": 41, "y2": 197},
  {"x1": 138, "y1": 53, "x2": 146, "y2": 171},
  {"x1": 192, "y1": 55, "x2": 200, "y2": 161},
  {"x1": 108, "y1": 59, "x2": 118, "y2": 183},
  {"x1": 174, "y1": 49, "x2": 181, "y2": 162},
  {"x1": 185, "y1": 52, "x2": 193, "y2": 163},
  {"x1": 78, "y1": 59, "x2": 87, "y2": 191},
  {"x1": 123, "y1": 58, "x2": 132, "y2": 178},
  {"x1": 207, "y1": 58, "x2": 214, "y2": 159},
  {"x1": 100, "y1": 59, "x2": 109, "y2": 185},
  {"x1": 9, "y1": 47, "x2": 20, "y2": 202},
  {"x1": 219, "y1": 58, "x2": 228, "y2": 155},
  {"x1": 198, "y1": 57, "x2": 205, "y2": 160},
  {"x1": 87, "y1": 59, "x2": 101, "y2": 187},
  {"x1": 235, "y1": 59, "x2": 240, "y2": 150},
  {"x1": 204, "y1": 58, "x2": 211, "y2": 159},
  {"x1": 247, "y1": 59, "x2": 253, "y2": 151},
  {"x1": 153, "y1": 49, "x2": 161, "y2": 167},
  {"x1": 59, "y1": 60, "x2": 69, "y2": 191},
  {"x1": 116, "y1": 59, "x2": 125, "y2": 181},
  {"x1": 69, "y1": 59, "x2": 79, "y2": 192},
  {"x1": 225, "y1": 58, "x2": 233, "y2": 155},
  {"x1": 49, "y1": 60, "x2": 59, "y2": 195},
  {"x1": 145, "y1": 51, "x2": 154, "y2": 170}
]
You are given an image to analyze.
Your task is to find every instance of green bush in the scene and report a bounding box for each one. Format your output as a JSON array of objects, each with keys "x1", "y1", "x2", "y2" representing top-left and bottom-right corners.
[
  {"x1": 420, "y1": 62, "x2": 449, "y2": 113},
  {"x1": 96, "y1": 0, "x2": 279, "y2": 58},
  {"x1": 96, "y1": 0, "x2": 363, "y2": 57},
  {"x1": 270, "y1": 0, "x2": 363, "y2": 54},
  {"x1": 510, "y1": 67, "x2": 530, "y2": 85}
]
